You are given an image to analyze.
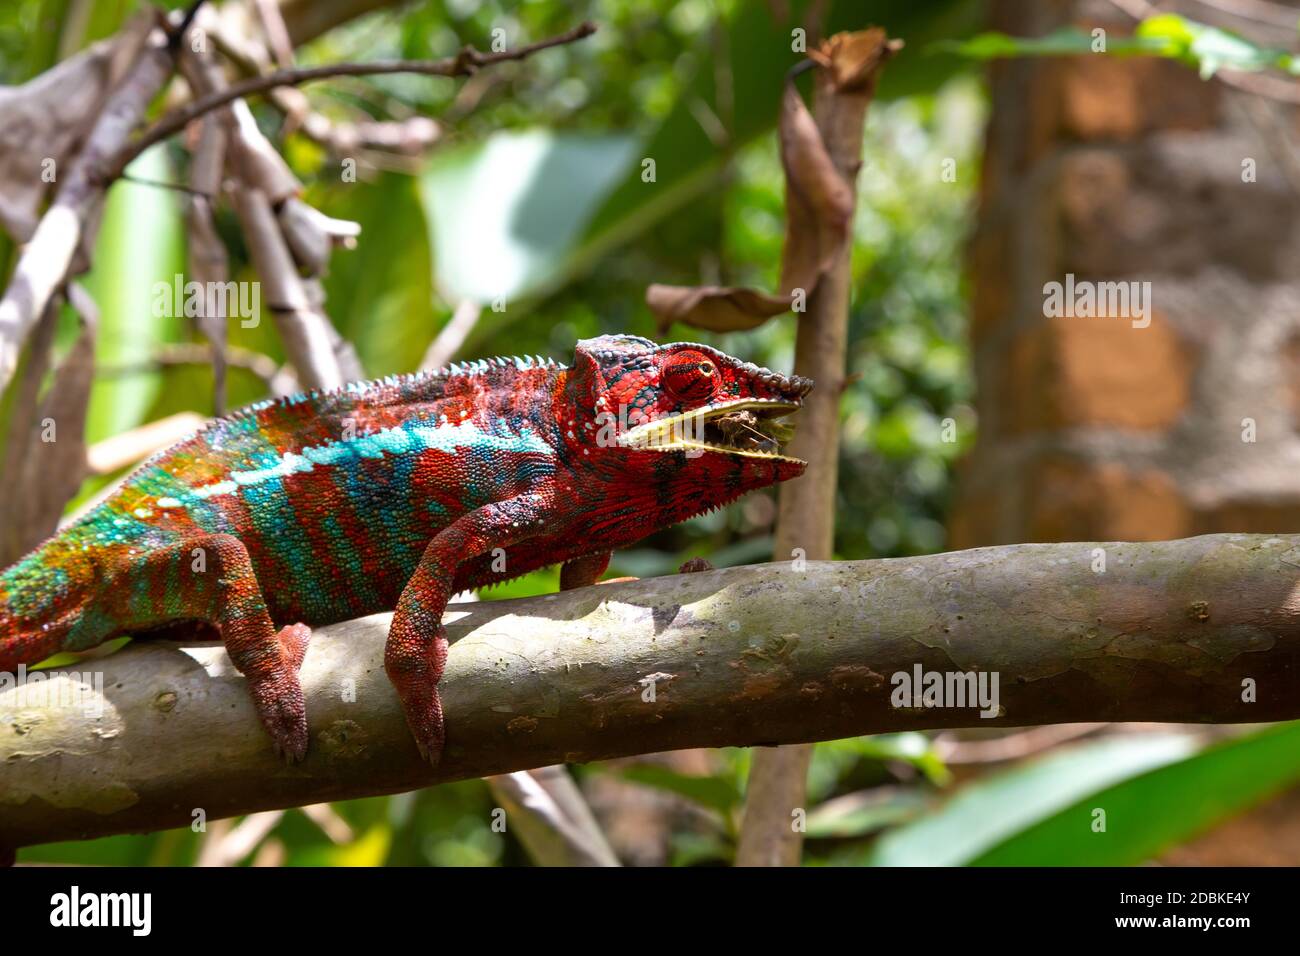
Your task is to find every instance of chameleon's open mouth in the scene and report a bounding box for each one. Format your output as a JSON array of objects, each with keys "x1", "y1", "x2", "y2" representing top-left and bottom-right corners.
[{"x1": 617, "y1": 398, "x2": 805, "y2": 464}]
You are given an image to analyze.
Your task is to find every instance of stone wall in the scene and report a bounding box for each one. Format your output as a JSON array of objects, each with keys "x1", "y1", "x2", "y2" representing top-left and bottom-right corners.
[{"x1": 950, "y1": 0, "x2": 1300, "y2": 547}]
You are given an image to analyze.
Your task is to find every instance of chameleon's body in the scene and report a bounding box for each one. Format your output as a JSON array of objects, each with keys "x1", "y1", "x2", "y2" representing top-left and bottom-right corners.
[{"x1": 0, "y1": 335, "x2": 810, "y2": 763}]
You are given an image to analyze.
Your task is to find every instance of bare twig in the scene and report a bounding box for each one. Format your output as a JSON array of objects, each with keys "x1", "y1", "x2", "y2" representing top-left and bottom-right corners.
[
  {"x1": 208, "y1": 15, "x2": 444, "y2": 166},
  {"x1": 252, "y1": 0, "x2": 295, "y2": 69},
  {"x1": 98, "y1": 342, "x2": 297, "y2": 395},
  {"x1": 83, "y1": 411, "x2": 208, "y2": 477},
  {"x1": 485, "y1": 767, "x2": 621, "y2": 866},
  {"x1": 934, "y1": 724, "x2": 1111, "y2": 764},
  {"x1": 299, "y1": 803, "x2": 355, "y2": 843},
  {"x1": 420, "y1": 299, "x2": 483, "y2": 371},
  {"x1": 169, "y1": 0, "x2": 209, "y2": 49},
  {"x1": 231, "y1": 187, "x2": 345, "y2": 390},
  {"x1": 1187, "y1": 0, "x2": 1300, "y2": 30},
  {"x1": 104, "y1": 21, "x2": 597, "y2": 179},
  {"x1": 1217, "y1": 68, "x2": 1300, "y2": 103},
  {"x1": 177, "y1": 43, "x2": 348, "y2": 390},
  {"x1": 196, "y1": 810, "x2": 283, "y2": 866},
  {"x1": 183, "y1": 86, "x2": 232, "y2": 414}
]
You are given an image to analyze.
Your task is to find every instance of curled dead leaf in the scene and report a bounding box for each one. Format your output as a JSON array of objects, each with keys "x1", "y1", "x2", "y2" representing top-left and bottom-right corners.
[
  {"x1": 647, "y1": 28, "x2": 896, "y2": 335},
  {"x1": 647, "y1": 284, "x2": 793, "y2": 334},
  {"x1": 0, "y1": 287, "x2": 97, "y2": 563},
  {"x1": 807, "y1": 28, "x2": 903, "y2": 94},
  {"x1": 777, "y1": 79, "x2": 853, "y2": 296}
]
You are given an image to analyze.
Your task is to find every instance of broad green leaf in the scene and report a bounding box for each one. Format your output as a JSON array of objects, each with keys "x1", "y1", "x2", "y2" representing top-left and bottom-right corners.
[
  {"x1": 331, "y1": 824, "x2": 392, "y2": 867},
  {"x1": 806, "y1": 787, "x2": 929, "y2": 839},
  {"x1": 611, "y1": 762, "x2": 744, "y2": 818},
  {"x1": 670, "y1": 831, "x2": 733, "y2": 867},
  {"x1": 474, "y1": 565, "x2": 560, "y2": 601},
  {"x1": 975, "y1": 721, "x2": 1300, "y2": 866},
  {"x1": 419, "y1": 129, "x2": 638, "y2": 306},
  {"x1": 315, "y1": 172, "x2": 438, "y2": 375},
  {"x1": 851, "y1": 732, "x2": 952, "y2": 786},
  {"x1": 865, "y1": 733, "x2": 1198, "y2": 866},
  {"x1": 944, "y1": 16, "x2": 1296, "y2": 82},
  {"x1": 81, "y1": 146, "x2": 183, "y2": 444},
  {"x1": 938, "y1": 28, "x2": 1167, "y2": 60}
]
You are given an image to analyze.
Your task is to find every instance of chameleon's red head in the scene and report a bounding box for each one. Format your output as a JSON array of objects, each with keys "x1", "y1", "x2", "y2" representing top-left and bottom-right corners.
[{"x1": 568, "y1": 334, "x2": 812, "y2": 484}]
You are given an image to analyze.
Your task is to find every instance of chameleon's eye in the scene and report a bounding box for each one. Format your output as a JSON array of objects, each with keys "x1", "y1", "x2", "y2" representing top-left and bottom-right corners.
[{"x1": 662, "y1": 350, "x2": 718, "y2": 403}]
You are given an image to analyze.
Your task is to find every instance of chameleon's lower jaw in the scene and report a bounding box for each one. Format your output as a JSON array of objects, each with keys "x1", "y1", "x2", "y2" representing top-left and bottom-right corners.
[{"x1": 620, "y1": 398, "x2": 807, "y2": 466}]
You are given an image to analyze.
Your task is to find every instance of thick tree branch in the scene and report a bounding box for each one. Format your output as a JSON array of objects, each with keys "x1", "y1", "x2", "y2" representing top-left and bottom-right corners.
[{"x1": 4, "y1": 533, "x2": 1300, "y2": 850}]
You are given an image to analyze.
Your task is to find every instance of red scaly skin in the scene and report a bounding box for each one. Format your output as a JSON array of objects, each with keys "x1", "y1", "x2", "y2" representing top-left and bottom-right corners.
[{"x1": 0, "y1": 334, "x2": 811, "y2": 764}]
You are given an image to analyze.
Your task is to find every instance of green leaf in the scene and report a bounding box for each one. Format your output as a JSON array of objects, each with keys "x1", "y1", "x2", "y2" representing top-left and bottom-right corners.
[
  {"x1": 936, "y1": 27, "x2": 1166, "y2": 60},
  {"x1": 474, "y1": 565, "x2": 560, "y2": 601},
  {"x1": 417, "y1": 0, "x2": 979, "y2": 349},
  {"x1": 669, "y1": 831, "x2": 733, "y2": 867},
  {"x1": 974, "y1": 721, "x2": 1300, "y2": 866},
  {"x1": 941, "y1": 16, "x2": 1296, "y2": 83},
  {"x1": 315, "y1": 172, "x2": 437, "y2": 375},
  {"x1": 806, "y1": 787, "x2": 929, "y2": 839},
  {"x1": 81, "y1": 146, "x2": 183, "y2": 444},
  {"x1": 851, "y1": 732, "x2": 952, "y2": 786},
  {"x1": 419, "y1": 129, "x2": 638, "y2": 307},
  {"x1": 611, "y1": 762, "x2": 744, "y2": 818},
  {"x1": 865, "y1": 733, "x2": 1198, "y2": 866},
  {"x1": 1136, "y1": 13, "x2": 1280, "y2": 78}
]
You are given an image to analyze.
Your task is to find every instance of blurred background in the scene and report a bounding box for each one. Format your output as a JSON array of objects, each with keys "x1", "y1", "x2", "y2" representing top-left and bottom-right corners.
[{"x1": 5, "y1": 0, "x2": 1300, "y2": 865}]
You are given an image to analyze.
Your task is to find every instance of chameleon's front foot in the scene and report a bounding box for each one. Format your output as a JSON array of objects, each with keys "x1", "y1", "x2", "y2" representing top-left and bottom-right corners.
[
  {"x1": 247, "y1": 623, "x2": 312, "y2": 763},
  {"x1": 384, "y1": 624, "x2": 449, "y2": 765}
]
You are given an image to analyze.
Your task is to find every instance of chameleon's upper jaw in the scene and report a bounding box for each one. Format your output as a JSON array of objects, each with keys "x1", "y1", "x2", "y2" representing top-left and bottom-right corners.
[{"x1": 617, "y1": 397, "x2": 806, "y2": 464}]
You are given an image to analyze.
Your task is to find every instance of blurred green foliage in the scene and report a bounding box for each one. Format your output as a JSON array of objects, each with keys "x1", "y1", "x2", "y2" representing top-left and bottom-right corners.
[
  {"x1": 946, "y1": 12, "x2": 1300, "y2": 80},
  {"x1": 7, "y1": 0, "x2": 1287, "y2": 869}
]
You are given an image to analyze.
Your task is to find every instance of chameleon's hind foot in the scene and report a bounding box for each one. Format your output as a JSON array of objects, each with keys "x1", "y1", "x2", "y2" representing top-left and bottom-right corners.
[
  {"x1": 385, "y1": 626, "x2": 449, "y2": 766},
  {"x1": 249, "y1": 624, "x2": 312, "y2": 763}
]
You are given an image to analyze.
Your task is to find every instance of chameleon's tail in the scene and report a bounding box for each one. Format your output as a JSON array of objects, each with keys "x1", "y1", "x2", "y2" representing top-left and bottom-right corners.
[
  {"x1": 0, "y1": 547, "x2": 86, "y2": 673},
  {"x1": 0, "y1": 597, "x2": 72, "y2": 674}
]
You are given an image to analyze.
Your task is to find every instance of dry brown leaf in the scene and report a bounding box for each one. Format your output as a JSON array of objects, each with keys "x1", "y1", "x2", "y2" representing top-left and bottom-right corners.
[
  {"x1": 647, "y1": 283, "x2": 793, "y2": 334},
  {"x1": 777, "y1": 79, "x2": 853, "y2": 296},
  {"x1": 807, "y1": 28, "x2": 902, "y2": 93},
  {"x1": 0, "y1": 13, "x2": 151, "y2": 243},
  {"x1": 0, "y1": 288, "x2": 96, "y2": 563},
  {"x1": 646, "y1": 28, "x2": 896, "y2": 336},
  {"x1": 646, "y1": 81, "x2": 852, "y2": 333}
]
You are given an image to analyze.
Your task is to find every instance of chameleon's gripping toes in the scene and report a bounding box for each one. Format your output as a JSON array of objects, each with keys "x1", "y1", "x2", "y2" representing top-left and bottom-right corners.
[{"x1": 0, "y1": 335, "x2": 811, "y2": 764}]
